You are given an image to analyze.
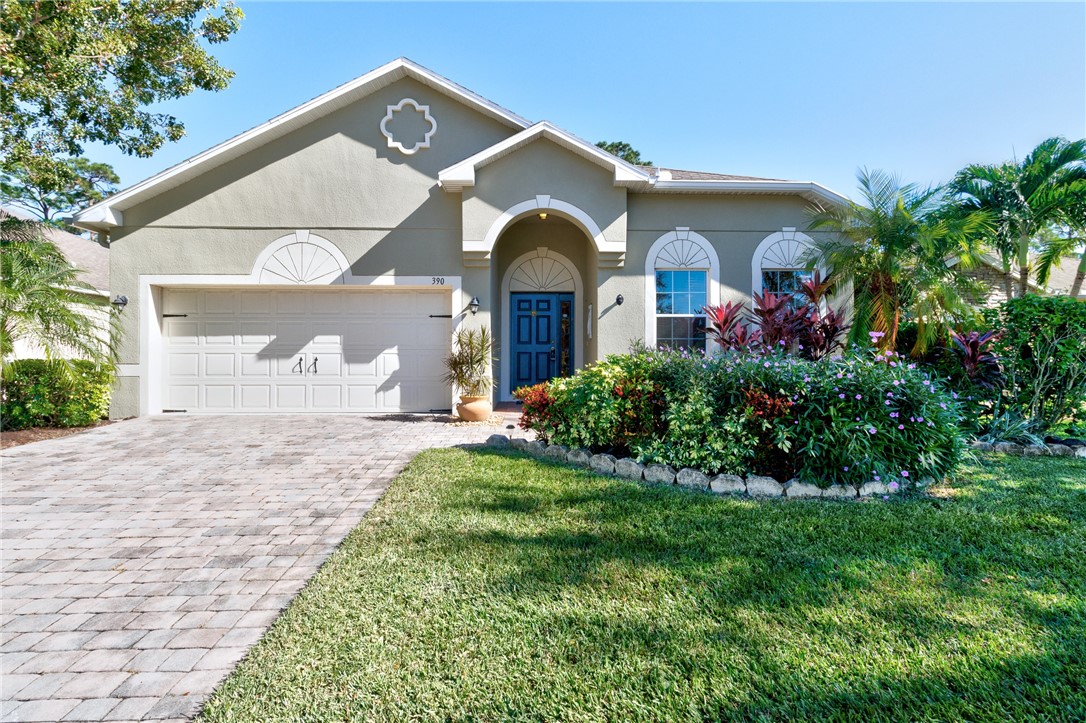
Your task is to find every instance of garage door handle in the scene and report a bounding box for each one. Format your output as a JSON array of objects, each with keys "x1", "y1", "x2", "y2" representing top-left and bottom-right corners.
[
  {"x1": 292, "y1": 357, "x2": 303, "y2": 374},
  {"x1": 307, "y1": 357, "x2": 318, "y2": 374}
]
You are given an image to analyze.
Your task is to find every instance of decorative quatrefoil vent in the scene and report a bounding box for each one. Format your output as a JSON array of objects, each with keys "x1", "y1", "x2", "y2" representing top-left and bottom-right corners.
[{"x1": 380, "y1": 98, "x2": 437, "y2": 155}]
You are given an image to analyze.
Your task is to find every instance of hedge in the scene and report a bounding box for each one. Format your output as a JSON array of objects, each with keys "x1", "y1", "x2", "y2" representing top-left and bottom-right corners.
[{"x1": 1, "y1": 359, "x2": 113, "y2": 430}]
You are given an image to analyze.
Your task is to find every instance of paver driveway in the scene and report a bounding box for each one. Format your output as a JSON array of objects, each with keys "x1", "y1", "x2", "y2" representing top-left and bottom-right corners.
[{"x1": 1, "y1": 414, "x2": 524, "y2": 722}]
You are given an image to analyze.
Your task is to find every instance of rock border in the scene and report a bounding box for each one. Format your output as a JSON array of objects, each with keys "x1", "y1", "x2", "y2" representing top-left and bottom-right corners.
[
  {"x1": 970, "y1": 440, "x2": 1086, "y2": 458},
  {"x1": 488, "y1": 435, "x2": 919, "y2": 499}
]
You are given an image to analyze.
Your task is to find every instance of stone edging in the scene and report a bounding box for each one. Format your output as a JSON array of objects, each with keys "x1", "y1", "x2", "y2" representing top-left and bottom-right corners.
[
  {"x1": 970, "y1": 440, "x2": 1086, "y2": 458},
  {"x1": 483, "y1": 435, "x2": 922, "y2": 500}
]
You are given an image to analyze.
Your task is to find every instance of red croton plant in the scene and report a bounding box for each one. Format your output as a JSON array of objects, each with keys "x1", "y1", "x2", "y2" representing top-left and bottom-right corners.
[{"x1": 704, "y1": 271, "x2": 850, "y2": 360}]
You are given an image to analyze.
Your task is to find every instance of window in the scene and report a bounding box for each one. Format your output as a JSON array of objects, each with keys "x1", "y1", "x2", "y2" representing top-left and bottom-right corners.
[
  {"x1": 655, "y1": 269, "x2": 708, "y2": 350},
  {"x1": 752, "y1": 228, "x2": 819, "y2": 307},
  {"x1": 644, "y1": 229, "x2": 718, "y2": 352}
]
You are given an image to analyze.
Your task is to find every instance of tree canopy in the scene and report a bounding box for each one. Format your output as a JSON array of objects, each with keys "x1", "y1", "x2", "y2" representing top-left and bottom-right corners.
[
  {"x1": 2, "y1": 157, "x2": 119, "y2": 223},
  {"x1": 1, "y1": 0, "x2": 243, "y2": 190},
  {"x1": 596, "y1": 141, "x2": 652, "y2": 167}
]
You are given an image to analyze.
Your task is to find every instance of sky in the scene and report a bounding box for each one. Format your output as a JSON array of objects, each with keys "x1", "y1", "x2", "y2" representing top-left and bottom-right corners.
[{"x1": 87, "y1": 1, "x2": 1086, "y2": 200}]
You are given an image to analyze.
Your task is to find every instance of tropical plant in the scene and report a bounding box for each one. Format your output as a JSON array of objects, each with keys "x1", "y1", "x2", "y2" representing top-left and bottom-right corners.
[
  {"x1": 948, "y1": 329, "x2": 1003, "y2": 390},
  {"x1": 795, "y1": 271, "x2": 850, "y2": 361},
  {"x1": 1, "y1": 212, "x2": 117, "y2": 374},
  {"x1": 808, "y1": 168, "x2": 987, "y2": 354},
  {"x1": 442, "y1": 326, "x2": 494, "y2": 397},
  {"x1": 704, "y1": 300, "x2": 757, "y2": 350},
  {"x1": 949, "y1": 137, "x2": 1086, "y2": 298}
]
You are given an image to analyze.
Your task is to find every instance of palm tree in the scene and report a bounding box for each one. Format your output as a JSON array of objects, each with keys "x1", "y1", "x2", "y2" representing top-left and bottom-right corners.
[
  {"x1": 1, "y1": 210, "x2": 117, "y2": 374},
  {"x1": 949, "y1": 137, "x2": 1086, "y2": 298},
  {"x1": 807, "y1": 169, "x2": 987, "y2": 354}
]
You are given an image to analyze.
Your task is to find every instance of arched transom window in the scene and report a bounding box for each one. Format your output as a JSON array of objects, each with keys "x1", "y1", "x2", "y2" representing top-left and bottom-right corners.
[
  {"x1": 644, "y1": 228, "x2": 720, "y2": 351},
  {"x1": 752, "y1": 227, "x2": 817, "y2": 305}
]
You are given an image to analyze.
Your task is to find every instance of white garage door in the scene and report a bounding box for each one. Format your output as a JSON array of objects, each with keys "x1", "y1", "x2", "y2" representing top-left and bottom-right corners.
[{"x1": 162, "y1": 288, "x2": 451, "y2": 413}]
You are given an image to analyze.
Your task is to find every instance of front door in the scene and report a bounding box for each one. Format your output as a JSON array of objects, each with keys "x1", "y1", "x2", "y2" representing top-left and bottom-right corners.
[{"x1": 510, "y1": 292, "x2": 574, "y2": 393}]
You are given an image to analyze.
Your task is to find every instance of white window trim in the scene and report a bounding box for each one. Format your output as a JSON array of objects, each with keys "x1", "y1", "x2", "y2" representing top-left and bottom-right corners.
[
  {"x1": 751, "y1": 227, "x2": 821, "y2": 297},
  {"x1": 643, "y1": 228, "x2": 720, "y2": 348}
]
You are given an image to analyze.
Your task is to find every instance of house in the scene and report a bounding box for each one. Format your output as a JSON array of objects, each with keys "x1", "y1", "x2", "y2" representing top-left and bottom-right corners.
[
  {"x1": 3, "y1": 207, "x2": 111, "y2": 360},
  {"x1": 963, "y1": 252, "x2": 1086, "y2": 306},
  {"x1": 73, "y1": 58, "x2": 846, "y2": 418}
]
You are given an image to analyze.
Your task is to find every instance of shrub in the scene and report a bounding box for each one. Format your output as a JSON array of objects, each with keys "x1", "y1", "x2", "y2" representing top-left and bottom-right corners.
[
  {"x1": 985, "y1": 295, "x2": 1086, "y2": 432},
  {"x1": 1, "y1": 359, "x2": 113, "y2": 430},
  {"x1": 519, "y1": 347, "x2": 966, "y2": 487}
]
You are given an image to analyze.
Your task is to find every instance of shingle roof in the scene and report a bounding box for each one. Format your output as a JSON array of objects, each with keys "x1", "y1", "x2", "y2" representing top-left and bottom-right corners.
[
  {"x1": 641, "y1": 166, "x2": 790, "y2": 182},
  {"x1": 3, "y1": 207, "x2": 109, "y2": 293}
]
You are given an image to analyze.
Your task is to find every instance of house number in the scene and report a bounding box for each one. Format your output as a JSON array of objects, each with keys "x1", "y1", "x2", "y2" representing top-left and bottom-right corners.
[{"x1": 432, "y1": 276, "x2": 445, "y2": 285}]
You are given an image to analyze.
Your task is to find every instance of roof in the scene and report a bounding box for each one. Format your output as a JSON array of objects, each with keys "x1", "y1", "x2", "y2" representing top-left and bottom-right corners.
[
  {"x1": 74, "y1": 58, "x2": 847, "y2": 231},
  {"x1": 3, "y1": 207, "x2": 109, "y2": 294},
  {"x1": 973, "y1": 252, "x2": 1084, "y2": 298}
]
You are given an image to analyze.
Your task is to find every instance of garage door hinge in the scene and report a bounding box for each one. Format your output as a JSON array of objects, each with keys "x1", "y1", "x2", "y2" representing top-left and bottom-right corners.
[
  {"x1": 162, "y1": 314, "x2": 188, "y2": 318},
  {"x1": 429, "y1": 314, "x2": 453, "y2": 318}
]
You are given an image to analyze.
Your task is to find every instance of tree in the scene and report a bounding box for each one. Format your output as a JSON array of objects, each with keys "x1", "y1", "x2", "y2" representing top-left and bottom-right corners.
[
  {"x1": 949, "y1": 137, "x2": 1086, "y2": 298},
  {"x1": 1, "y1": 0, "x2": 243, "y2": 190},
  {"x1": 807, "y1": 169, "x2": 987, "y2": 354},
  {"x1": 2, "y1": 157, "x2": 120, "y2": 223},
  {"x1": 1, "y1": 211, "x2": 117, "y2": 371},
  {"x1": 596, "y1": 141, "x2": 653, "y2": 166}
]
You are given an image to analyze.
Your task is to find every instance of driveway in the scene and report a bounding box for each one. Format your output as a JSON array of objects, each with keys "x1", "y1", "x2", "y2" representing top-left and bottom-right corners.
[{"x1": 1, "y1": 414, "x2": 524, "y2": 722}]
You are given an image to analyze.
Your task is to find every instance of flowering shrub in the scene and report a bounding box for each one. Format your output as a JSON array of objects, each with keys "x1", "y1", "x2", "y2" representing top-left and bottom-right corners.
[
  {"x1": 517, "y1": 345, "x2": 966, "y2": 487},
  {"x1": 514, "y1": 383, "x2": 557, "y2": 442}
]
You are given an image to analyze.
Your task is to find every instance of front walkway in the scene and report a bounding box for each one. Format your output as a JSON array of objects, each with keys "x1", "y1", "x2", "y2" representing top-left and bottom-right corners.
[{"x1": 1, "y1": 414, "x2": 526, "y2": 722}]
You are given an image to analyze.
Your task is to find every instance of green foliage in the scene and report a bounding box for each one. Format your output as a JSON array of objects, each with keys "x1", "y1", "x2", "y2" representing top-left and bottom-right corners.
[
  {"x1": 1, "y1": 0, "x2": 243, "y2": 185},
  {"x1": 443, "y1": 326, "x2": 494, "y2": 397},
  {"x1": 984, "y1": 295, "x2": 1086, "y2": 431},
  {"x1": 525, "y1": 347, "x2": 966, "y2": 486},
  {"x1": 1, "y1": 212, "x2": 119, "y2": 368},
  {"x1": 595, "y1": 140, "x2": 652, "y2": 166},
  {"x1": 1, "y1": 359, "x2": 112, "y2": 430},
  {"x1": 807, "y1": 168, "x2": 987, "y2": 354},
  {"x1": 1, "y1": 157, "x2": 120, "y2": 223}
]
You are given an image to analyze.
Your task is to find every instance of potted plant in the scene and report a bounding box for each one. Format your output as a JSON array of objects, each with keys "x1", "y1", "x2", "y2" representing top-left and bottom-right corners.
[{"x1": 443, "y1": 325, "x2": 494, "y2": 421}]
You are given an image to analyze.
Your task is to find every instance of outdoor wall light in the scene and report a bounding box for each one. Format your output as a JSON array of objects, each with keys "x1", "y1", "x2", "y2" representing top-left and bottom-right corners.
[
  {"x1": 538, "y1": 212, "x2": 548, "y2": 220},
  {"x1": 615, "y1": 294, "x2": 624, "y2": 306},
  {"x1": 111, "y1": 295, "x2": 128, "y2": 311},
  {"x1": 468, "y1": 296, "x2": 481, "y2": 315}
]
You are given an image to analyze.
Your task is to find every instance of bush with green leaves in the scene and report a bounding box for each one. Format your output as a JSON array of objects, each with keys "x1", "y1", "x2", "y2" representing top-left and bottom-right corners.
[
  {"x1": 984, "y1": 295, "x2": 1086, "y2": 432},
  {"x1": 519, "y1": 347, "x2": 966, "y2": 487},
  {"x1": 1, "y1": 359, "x2": 112, "y2": 430}
]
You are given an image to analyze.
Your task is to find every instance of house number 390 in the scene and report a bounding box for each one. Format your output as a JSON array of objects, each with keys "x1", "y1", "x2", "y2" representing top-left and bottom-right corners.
[{"x1": 432, "y1": 276, "x2": 445, "y2": 285}]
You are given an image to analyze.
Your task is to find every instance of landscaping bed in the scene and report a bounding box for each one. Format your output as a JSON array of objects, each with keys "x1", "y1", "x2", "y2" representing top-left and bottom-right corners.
[{"x1": 200, "y1": 448, "x2": 1086, "y2": 721}]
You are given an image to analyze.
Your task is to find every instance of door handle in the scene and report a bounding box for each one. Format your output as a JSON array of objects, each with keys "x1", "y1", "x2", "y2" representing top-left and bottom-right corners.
[
  {"x1": 307, "y1": 356, "x2": 318, "y2": 374},
  {"x1": 549, "y1": 347, "x2": 556, "y2": 363},
  {"x1": 292, "y1": 357, "x2": 303, "y2": 374}
]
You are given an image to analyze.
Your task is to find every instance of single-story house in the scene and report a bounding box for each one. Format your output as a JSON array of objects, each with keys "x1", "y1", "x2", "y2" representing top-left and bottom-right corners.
[
  {"x1": 73, "y1": 58, "x2": 847, "y2": 418},
  {"x1": 3, "y1": 206, "x2": 111, "y2": 360},
  {"x1": 963, "y1": 252, "x2": 1086, "y2": 306}
]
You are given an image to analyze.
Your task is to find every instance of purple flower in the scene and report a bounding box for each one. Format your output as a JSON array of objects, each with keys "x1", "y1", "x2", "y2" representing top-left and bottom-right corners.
[
  {"x1": 869, "y1": 331, "x2": 885, "y2": 339},
  {"x1": 844, "y1": 466, "x2": 849, "y2": 471},
  {"x1": 898, "y1": 424, "x2": 904, "y2": 429},
  {"x1": 940, "y1": 403, "x2": 947, "y2": 409},
  {"x1": 855, "y1": 394, "x2": 862, "y2": 400},
  {"x1": 839, "y1": 393, "x2": 846, "y2": 398},
  {"x1": 887, "y1": 392, "x2": 894, "y2": 397},
  {"x1": 874, "y1": 475, "x2": 881, "y2": 481},
  {"x1": 922, "y1": 380, "x2": 930, "y2": 386},
  {"x1": 882, "y1": 495, "x2": 890, "y2": 501},
  {"x1": 764, "y1": 361, "x2": 771, "y2": 368},
  {"x1": 779, "y1": 340, "x2": 785, "y2": 346},
  {"x1": 868, "y1": 428, "x2": 877, "y2": 435},
  {"x1": 890, "y1": 412, "x2": 899, "y2": 418},
  {"x1": 900, "y1": 471, "x2": 909, "y2": 478},
  {"x1": 884, "y1": 400, "x2": 891, "y2": 406},
  {"x1": 889, "y1": 481, "x2": 900, "y2": 491}
]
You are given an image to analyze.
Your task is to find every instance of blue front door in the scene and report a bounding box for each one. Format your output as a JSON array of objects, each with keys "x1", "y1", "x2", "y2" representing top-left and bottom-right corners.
[{"x1": 511, "y1": 292, "x2": 574, "y2": 393}]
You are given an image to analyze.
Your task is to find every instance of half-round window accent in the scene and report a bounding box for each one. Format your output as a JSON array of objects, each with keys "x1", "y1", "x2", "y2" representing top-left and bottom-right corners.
[
  {"x1": 751, "y1": 227, "x2": 819, "y2": 298},
  {"x1": 509, "y1": 250, "x2": 576, "y2": 292},
  {"x1": 644, "y1": 228, "x2": 720, "y2": 350},
  {"x1": 251, "y1": 231, "x2": 350, "y2": 285}
]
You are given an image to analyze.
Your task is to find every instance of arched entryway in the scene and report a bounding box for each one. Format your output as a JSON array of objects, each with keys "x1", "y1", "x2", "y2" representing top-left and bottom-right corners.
[{"x1": 493, "y1": 214, "x2": 593, "y2": 401}]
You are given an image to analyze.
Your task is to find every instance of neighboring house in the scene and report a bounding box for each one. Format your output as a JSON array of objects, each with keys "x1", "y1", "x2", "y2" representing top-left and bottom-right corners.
[
  {"x1": 73, "y1": 58, "x2": 846, "y2": 418},
  {"x1": 3, "y1": 206, "x2": 111, "y2": 360},
  {"x1": 963, "y1": 252, "x2": 1086, "y2": 306}
]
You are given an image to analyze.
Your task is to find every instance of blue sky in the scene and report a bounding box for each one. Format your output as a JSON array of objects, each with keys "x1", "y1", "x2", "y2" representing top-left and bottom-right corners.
[{"x1": 89, "y1": 1, "x2": 1085, "y2": 199}]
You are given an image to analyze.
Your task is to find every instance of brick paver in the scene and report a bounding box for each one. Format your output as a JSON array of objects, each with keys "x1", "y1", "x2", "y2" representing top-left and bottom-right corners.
[{"x1": 2, "y1": 414, "x2": 525, "y2": 721}]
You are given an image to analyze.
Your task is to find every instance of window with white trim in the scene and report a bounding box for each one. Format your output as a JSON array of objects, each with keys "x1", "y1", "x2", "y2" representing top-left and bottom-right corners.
[
  {"x1": 647, "y1": 232, "x2": 717, "y2": 351},
  {"x1": 752, "y1": 229, "x2": 817, "y2": 308}
]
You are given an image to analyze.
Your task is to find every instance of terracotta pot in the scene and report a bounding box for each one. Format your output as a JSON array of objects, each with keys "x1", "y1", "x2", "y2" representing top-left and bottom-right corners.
[{"x1": 456, "y1": 395, "x2": 492, "y2": 422}]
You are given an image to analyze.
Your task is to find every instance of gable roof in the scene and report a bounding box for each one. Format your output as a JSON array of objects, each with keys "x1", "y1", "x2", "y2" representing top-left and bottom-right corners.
[
  {"x1": 438, "y1": 121, "x2": 655, "y2": 192},
  {"x1": 73, "y1": 58, "x2": 531, "y2": 231},
  {"x1": 974, "y1": 252, "x2": 1085, "y2": 298}
]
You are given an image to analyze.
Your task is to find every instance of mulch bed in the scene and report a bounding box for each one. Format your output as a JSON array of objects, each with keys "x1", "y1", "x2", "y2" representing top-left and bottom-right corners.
[{"x1": 0, "y1": 420, "x2": 113, "y2": 450}]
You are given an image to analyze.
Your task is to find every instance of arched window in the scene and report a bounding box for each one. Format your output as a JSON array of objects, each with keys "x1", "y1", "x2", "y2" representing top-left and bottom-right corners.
[
  {"x1": 644, "y1": 228, "x2": 719, "y2": 351},
  {"x1": 752, "y1": 228, "x2": 817, "y2": 305}
]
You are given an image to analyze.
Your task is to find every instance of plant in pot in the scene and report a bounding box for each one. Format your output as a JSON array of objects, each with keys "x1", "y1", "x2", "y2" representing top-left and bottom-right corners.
[{"x1": 443, "y1": 325, "x2": 495, "y2": 421}]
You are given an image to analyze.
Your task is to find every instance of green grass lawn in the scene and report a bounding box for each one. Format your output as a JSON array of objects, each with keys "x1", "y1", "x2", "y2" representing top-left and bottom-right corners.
[{"x1": 201, "y1": 449, "x2": 1086, "y2": 722}]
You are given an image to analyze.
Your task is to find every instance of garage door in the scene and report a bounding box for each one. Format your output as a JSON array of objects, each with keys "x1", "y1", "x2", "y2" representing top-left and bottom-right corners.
[{"x1": 162, "y1": 288, "x2": 451, "y2": 413}]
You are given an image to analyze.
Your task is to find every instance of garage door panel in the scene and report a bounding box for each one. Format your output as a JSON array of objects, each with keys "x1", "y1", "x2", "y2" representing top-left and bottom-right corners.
[{"x1": 163, "y1": 288, "x2": 452, "y2": 413}]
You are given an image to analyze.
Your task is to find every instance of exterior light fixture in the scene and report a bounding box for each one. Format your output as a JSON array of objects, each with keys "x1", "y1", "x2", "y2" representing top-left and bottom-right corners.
[
  {"x1": 615, "y1": 294, "x2": 624, "y2": 306},
  {"x1": 111, "y1": 295, "x2": 128, "y2": 311},
  {"x1": 538, "y1": 212, "x2": 548, "y2": 220},
  {"x1": 468, "y1": 296, "x2": 481, "y2": 315}
]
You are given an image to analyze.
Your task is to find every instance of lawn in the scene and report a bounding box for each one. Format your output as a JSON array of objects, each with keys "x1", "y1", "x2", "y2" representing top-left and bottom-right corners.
[{"x1": 200, "y1": 449, "x2": 1086, "y2": 722}]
